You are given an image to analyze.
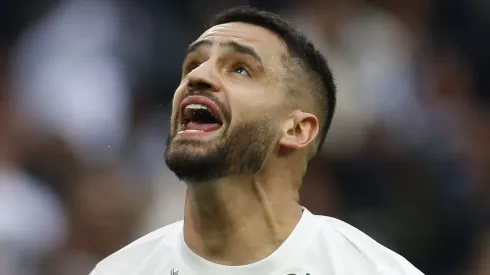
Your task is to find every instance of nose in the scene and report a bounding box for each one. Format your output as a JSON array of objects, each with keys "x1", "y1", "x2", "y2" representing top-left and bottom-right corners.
[{"x1": 186, "y1": 60, "x2": 221, "y2": 93}]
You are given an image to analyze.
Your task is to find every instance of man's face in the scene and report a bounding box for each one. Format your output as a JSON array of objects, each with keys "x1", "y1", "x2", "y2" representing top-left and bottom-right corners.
[{"x1": 165, "y1": 22, "x2": 289, "y2": 182}]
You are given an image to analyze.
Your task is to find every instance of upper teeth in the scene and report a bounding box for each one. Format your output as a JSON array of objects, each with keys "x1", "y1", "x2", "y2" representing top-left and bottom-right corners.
[{"x1": 185, "y1": 104, "x2": 208, "y2": 110}]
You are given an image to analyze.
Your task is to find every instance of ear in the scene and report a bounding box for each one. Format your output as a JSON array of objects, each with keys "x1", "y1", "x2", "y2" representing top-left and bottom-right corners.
[{"x1": 278, "y1": 110, "x2": 319, "y2": 150}]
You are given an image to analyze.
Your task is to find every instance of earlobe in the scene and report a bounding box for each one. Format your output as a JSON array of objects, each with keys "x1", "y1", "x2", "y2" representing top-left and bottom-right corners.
[{"x1": 278, "y1": 112, "x2": 319, "y2": 150}]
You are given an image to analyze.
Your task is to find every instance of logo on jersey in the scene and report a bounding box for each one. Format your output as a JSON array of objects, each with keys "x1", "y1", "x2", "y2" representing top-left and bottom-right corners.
[{"x1": 170, "y1": 268, "x2": 179, "y2": 275}]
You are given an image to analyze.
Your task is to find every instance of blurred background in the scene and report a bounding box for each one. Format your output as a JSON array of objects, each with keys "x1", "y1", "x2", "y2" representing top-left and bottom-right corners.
[{"x1": 0, "y1": 0, "x2": 489, "y2": 274}]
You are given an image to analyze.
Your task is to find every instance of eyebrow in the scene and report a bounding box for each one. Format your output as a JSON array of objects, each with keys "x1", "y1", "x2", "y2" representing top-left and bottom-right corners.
[{"x1": 185, "y1": 39, "x2": 264, "y2": 68}]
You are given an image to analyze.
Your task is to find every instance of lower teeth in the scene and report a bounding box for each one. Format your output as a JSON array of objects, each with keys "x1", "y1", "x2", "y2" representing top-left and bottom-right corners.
[{"x1": 179, "y1": 129, "x2": 203, "y2": 133}]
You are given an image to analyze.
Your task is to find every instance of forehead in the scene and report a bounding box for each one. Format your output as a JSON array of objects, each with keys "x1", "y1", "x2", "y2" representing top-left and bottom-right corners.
[{"x1": 197, "y1": 22, "x2": 287, "y2": 59}]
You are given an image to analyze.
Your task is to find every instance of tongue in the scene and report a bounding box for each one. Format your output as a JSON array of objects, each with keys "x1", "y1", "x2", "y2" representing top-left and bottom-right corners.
[{"x1": 187, "y1": 122, "x2": 221, "y2": 132}]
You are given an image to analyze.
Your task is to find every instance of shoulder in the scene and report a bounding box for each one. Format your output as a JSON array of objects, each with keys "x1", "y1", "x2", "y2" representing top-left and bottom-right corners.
[
  {"x1": 313, "y1": 214, "x2": 424, "y2": 274},
  {"x1": 90, "y1": 220, "x2": 183, "y2": 274}
]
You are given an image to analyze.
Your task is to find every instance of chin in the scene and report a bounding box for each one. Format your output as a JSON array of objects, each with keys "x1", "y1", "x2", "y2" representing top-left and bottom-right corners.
[
  {"x1": 166, "y1": 131, "x2": 223, "y2": 159},
  {"x1": 164, "y1": 144, "x2": 228, "y2": 183}
]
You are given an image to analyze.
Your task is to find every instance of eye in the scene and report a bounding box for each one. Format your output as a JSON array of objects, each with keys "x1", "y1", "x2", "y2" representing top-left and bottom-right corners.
[
  {"x1": 183, "y1": 61, "x2": 201, "y2": 75},
  {"x1": 231, "y1": 63, "x2": 250, "y2": 77}
]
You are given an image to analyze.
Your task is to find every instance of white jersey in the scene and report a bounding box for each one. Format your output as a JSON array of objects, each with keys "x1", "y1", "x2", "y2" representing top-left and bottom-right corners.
[{"x1": 91, "y1": 208, "x2": 424, "y2": 275}]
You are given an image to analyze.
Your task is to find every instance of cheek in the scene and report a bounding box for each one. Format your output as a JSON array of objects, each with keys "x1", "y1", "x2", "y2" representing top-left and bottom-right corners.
[
  {"x1": 172, "y1": 84, "x2": 187, "y2": 111},
  {"x1": 229, "y1": 98, "x2": 281, "y2": 129},
  {"x1": 173, "y1": 83, "x2": 186, "y2": 105},
  {"x1": 227, "y1": 84, "x2": 272, "y2": 110},
  {"x1": 232, "y1": 92, "x2": 282, "y2": 116}
]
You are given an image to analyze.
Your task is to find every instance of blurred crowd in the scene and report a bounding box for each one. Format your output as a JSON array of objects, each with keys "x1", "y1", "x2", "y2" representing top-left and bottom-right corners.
[{"x1": 0, "y1": 0, "x2": 488, "y2": 275}]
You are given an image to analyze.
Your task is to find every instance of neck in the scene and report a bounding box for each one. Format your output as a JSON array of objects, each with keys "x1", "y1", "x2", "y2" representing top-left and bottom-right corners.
[{"x1": 183, "y1": 174, "x2": 302, "y2": 266}]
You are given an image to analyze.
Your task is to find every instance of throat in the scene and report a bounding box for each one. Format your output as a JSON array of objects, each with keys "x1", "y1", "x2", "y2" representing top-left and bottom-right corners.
[{"x1": 183, "y1": 179, "x2": 302, "y2": 265}]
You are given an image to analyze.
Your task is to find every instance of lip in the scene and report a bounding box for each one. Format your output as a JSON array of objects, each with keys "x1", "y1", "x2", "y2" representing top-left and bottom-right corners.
[
  {"x1": 176, "y1": 129, "x2": 221, "y2": 139},
  {"x1": 179, "y1": 95, "x2": 223, "y2": 126},
  {"x1": 176, "y1": 96, "x2": 225, "y2": 139}
]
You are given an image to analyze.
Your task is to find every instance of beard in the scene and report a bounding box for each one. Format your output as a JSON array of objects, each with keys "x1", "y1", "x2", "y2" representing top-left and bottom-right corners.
[{"x1": 164, "y1": 118, "x2": 277, "y2": 183}]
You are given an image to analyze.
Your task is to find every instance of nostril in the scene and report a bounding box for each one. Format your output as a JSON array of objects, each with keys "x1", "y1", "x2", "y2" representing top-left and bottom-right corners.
[{"x1": 188, "y1": 81, "x2": 213, "y2": 93}]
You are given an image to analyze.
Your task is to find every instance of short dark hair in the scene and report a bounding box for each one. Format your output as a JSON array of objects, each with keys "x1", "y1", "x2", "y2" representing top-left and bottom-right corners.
[{"x1": 206, "y1": 6, "x2": 337, "y2": 154}]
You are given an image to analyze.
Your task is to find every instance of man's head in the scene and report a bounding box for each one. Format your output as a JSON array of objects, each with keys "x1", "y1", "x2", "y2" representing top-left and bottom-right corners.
[{"x1": 165, "y1": 6, "x2": 336, "y2": 183}]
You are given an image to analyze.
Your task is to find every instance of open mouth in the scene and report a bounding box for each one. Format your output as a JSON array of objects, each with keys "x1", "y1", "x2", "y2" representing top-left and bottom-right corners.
[{"x1": 178, "y1": 96, "x2": 224, "y2": 135}]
